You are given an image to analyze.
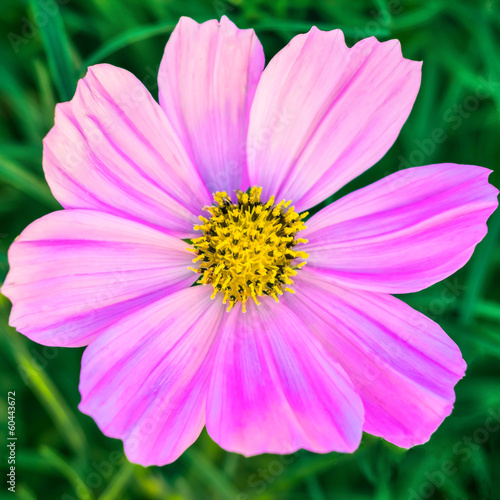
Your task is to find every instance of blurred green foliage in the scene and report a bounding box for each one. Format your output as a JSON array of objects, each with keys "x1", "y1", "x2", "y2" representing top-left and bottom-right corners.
[{"x1": 1, "y1": 0, "x2": 500, "y2": 499}]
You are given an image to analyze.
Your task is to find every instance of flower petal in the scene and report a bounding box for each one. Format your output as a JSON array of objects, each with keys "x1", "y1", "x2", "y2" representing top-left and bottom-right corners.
[
  {"x1": 158, "y1": 16, "x2": 265, "y2": 193},
  {"x1": 303, "y1": 164, "x2": 498, "y2": 293},
  {"x1": 79, "y1": 286, "x2": 223, "y2": 466},
  {"x1": 206, "y1": 297, "x2": 363, "y2": 456},
  {"x1": 286, "y1": 270, "x2": 466, "y2": 448},
  {"x1": 2, "y1": 210, "x2": 194, "y2": 347},
  {"x1": 44, "y1": 63, "x2": 210, "y2": 237},
  {"x1": 247, "y1": 27, "x2": 421, "y2": 211}
]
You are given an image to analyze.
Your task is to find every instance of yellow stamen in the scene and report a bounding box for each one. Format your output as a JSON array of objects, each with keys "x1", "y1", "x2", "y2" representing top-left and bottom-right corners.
[{"x1": 189, "y1": 187, "x2": 308, "y2": 312}]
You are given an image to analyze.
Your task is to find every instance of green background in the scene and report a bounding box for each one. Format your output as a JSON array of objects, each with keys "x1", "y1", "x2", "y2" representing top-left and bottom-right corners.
[{"x1": 1, "y1": 0, "x2": 499, "y2": 499}]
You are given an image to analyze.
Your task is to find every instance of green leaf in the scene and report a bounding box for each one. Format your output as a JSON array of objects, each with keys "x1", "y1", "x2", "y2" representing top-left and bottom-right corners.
[
  {"x1": 183, "y1": 448, "x2": 240, "y2": 500},
  {"x1": 0, "y1": 322, "x2": 87, "y2": 463},
  {"x1": 30, "y1": 0, "x2": 77, "y2": 101},
  {"x1": 40, "y1": 446, "x2": 94, "y2": 499},
  {"x1": 84, "y1": 22, "x2": 176, "y2": 67},
  {"x1": 0, "y1": 155, "x2": 58, "y2": 208},
  {"x1": 97, "y1": 462, "x2": 137, "y2": 500},
  {"x1": 460, "y1": 209, "x2": 500, "y2": 324}
]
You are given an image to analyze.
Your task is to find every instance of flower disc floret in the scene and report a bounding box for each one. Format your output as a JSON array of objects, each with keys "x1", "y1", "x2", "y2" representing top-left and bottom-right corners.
[{"x1": 189, "y1": 187, "x2": 309, "y2": 312}]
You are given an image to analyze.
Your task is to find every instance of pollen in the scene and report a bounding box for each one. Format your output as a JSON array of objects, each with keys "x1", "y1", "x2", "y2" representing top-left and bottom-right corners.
[{"x1": 188, "y1": 187, "x2": 309, "y2": 312}]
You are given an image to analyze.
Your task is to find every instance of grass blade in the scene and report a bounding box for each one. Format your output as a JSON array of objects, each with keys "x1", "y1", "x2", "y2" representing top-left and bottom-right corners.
[
  {"x1": 0, "y1": 321, "x2": 87, "y2": 462},
  {"x1": 460, "y1": 209, "x2": 500, "y2": 324},
  {"x1": 40, "y1": 446, "x2": 94, "y2": 499},
  {"x1": 84, "y1": 22, "x2": 175, "y2": 67},
  {"x1": 97, "y1": 462, "x2": 136, "y2": 500},
  {"x1": 30, "y1": 0, "x2": 77, "y2": 101},
  {"x1": 0, "y1": 155, "x2": 58, "y2": 208},
  {"x1": 183, "y1": 448, "x2": 239, "y2": 500}
]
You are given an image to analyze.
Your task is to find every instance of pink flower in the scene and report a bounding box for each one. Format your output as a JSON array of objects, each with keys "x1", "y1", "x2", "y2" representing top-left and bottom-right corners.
[{"x1": 2, "y1": 16, "x2": 498, "y2": 466}]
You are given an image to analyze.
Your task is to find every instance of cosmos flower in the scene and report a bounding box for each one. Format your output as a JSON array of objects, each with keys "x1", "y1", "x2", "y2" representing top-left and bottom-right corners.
[{"x1": 2, "y1": 16, "x2": 498, "y2": 466}]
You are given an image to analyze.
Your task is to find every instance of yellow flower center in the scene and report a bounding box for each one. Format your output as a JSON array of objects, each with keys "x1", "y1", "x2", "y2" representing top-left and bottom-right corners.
[{"x1": 188, "y1": 187, "x2": 309, "y2": 312}]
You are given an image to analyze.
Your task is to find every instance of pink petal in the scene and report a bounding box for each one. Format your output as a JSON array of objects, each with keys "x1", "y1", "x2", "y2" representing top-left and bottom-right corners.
[
  {"x1": 286, "y1": 270, "x2": 466, "y2": 448},
  {"x1": 206, "y1": 297, "x2": 363, "y2": 456},
  {"x1": 247, "y1": 27, "x2": 421, "y2": 211},
  {"x1": 303, "y1": 164, "x2": 498, "y2": 293},
  {"x1": 79, "y1": 286, "x2": 223, "y2": 466},
  {"x1": 158, "y1": 16, "x2": 265, "y2": 193},
  {"x1": 2, "y1": 210, "x2": 194, "y2": 347},
  {"x1": 44, "y1": 64, "x2": 211, "y2": 237}
]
